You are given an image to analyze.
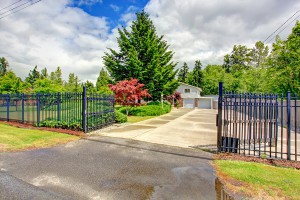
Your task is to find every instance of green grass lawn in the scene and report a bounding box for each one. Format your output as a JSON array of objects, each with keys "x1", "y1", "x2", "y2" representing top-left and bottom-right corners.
[
  {"x1": 127, "y1": 116, "x2": 156, "y2": 123},
  {"x1": 214, "y1": 160, "x2": 300, "y2": 200},
  {"x1": 0, "y1": 123, "x2": 79, "y2": 152}
]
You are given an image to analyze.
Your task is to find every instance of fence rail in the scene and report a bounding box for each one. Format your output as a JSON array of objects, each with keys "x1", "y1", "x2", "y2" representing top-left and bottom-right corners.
[
  {"x1": 217, "y1": 82, "x2": 300, "y2": 161},
  {"x1": 0, "y1": 87, "x2": 115, "y2": 133}
]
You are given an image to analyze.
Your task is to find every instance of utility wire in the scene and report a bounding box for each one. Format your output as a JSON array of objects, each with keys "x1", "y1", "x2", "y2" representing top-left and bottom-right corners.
[
  {"x1": 0, "y1": 0, "x2": 32, "y2": 16},
  {"x1": 264, "y1": 9, "x2": 300, "y2": 43},
  {"x1": 0, "y1": 0, "x2": 24, "y2": 12},
  {"x1": 0, "y1": 0, "x2": 41, "y2": 20},
  {"x1": 266, "y1": 14, "x2": 300, "y2": 42}
]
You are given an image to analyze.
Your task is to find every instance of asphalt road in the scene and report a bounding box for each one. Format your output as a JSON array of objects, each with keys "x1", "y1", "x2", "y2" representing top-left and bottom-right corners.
[{"x1": 0, "y1": 137, "x2": 216, "y2": 200}]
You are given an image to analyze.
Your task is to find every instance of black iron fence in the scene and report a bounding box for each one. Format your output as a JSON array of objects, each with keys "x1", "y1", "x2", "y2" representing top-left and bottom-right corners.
[
  {"x1": 0, "y1": 87, "x2": 115, "y2": 133},
  {"x1": 217, "y1": 82, "x2": 300, "y2": 161}
]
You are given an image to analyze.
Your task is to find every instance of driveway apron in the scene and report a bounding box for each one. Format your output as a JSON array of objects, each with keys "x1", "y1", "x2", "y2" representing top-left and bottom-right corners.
[
  {"x1": 1, "y1": 137, "x2": 216, "y2": 200},
  {"x1": 99, "y1": 108, "x2": 217, "y2": 148}
]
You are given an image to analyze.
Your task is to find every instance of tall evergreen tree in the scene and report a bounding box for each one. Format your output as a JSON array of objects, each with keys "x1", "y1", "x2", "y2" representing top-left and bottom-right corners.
[
  {"x1": 65, "y1": 73, "x2": 80, "y2": 92},
  {"x1": 187, "y1": 60, "x2": 203, "y2": 88},
  {"x1": 177, "y1": 62, "x2": 189, "y2": 83},
  {"x1": 103, "y1": 11, "x2": 178, "y2": 100},
  {"x1": 25, "y1": 66, "x2": 40, "y2": 87},
  {"x1": 40, "y1": 67, "x2": 48, "y2": 79},
  {"x1": 96, "y1": 68, "x2": 112, "y2": 94}
]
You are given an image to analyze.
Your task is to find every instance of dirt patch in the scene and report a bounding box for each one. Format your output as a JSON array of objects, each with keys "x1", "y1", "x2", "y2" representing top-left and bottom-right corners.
[
  {"x1": 0, "y1": 144, "x2": 8, "y2": 151},
  {"x1": 215, "y1": 153, "x2": 300, "y2": 170},
  {"x1": 1, "y1": 121, "x2": 85, "y2": 137}
]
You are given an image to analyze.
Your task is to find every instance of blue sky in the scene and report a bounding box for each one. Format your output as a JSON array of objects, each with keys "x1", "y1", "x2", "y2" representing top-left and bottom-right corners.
[{"x1": 73, "y1": 0, "x2": 149, "y2": 30}]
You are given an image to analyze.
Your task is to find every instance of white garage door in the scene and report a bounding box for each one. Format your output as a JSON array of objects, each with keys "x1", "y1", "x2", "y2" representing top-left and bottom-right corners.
[
  {"x1": 198, "y1": 98, "x2": 212, "y2": 109},
  {"x1": 183, "y1": 99, "x2": 194, "y2": 108}
]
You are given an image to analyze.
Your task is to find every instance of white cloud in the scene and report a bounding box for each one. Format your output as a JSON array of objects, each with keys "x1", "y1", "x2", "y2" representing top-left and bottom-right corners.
[
  {"x1": 110, "y1": 4, "x2": 120, "y2": 12},
  {"x1": 75, "y1": 0, "x2": 103, "y2": 6},
  {"x1": 145, "y1": 0, "x2": 300, "y2": 69},
  {"x1": 0, "y1": 0, "x2": 300, "y2": 85},
  {"x1": 0, "y1": 0, "x2": 115, "y2": 83}
]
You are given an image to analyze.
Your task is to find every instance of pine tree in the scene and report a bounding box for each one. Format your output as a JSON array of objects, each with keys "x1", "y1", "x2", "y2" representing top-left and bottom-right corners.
[
  {"x1": 187, "y1": 60, "x2": 203, "y2": 88},
  {"x1": 103, "y1": 11, "x2": 178, "y2": 100},
  {"x1": 96, "y1": 68, "x2": 112, "y2": 94},
  {"x1": 177, "y1": 62, "x2": 189, "y2": 83},
  {"x1": 40, "y1": 67, "x2": 48, "y2": 79},
  {"x1": 25, "y1": 66, "x2": 41, "y2": 87},
  {"x1": 65, "y1": 73, "x2": 80, "y2": 92}
]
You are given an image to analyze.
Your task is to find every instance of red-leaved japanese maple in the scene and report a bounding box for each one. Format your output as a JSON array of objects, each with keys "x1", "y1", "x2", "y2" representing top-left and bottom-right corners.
[{"x1": 109, "y1": 78, "x2": 151, "y2": 115}]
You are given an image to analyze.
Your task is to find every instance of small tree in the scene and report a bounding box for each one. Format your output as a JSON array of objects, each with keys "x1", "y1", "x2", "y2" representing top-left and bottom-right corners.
[
  {"x1": 109, "y1": 78, "x2": 151, "y2": 115},
  {"x1": 166, "y1": 91, "x2": 181, "y2": 107}
]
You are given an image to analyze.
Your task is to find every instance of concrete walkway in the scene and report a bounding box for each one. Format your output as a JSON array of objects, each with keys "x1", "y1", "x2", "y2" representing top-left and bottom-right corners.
[{"x1": 96, "y1": 108, "x2": 217, "y2": 148}]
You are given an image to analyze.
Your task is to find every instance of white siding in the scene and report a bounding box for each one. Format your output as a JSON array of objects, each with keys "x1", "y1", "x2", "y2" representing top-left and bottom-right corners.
[{"x1": 176, "y1": 84, "x2": 201, "y2": 97}]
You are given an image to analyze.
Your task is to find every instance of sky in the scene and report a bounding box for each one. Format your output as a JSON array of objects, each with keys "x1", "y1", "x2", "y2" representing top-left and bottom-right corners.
[{"x1": 0, "y1": 0, "x2": 300, "y2": 84}]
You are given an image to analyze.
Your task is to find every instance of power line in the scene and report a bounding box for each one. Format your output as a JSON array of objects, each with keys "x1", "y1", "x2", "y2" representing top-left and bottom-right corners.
[
  {"x1": 0, "y1": 0, "x2": 32, "y2": 16},
  {"x1": 267, "y1": 14, "x2": 300, "y2": 42},
  {"x1": 0, "y1": 0, "x2": 24, "y2": 12},
  {"x1": 264, "y1": 9, "x2": 300, "y2": 43},
  {"x1": 0, "y1": 0, "x2": 42, "y2": 20}
]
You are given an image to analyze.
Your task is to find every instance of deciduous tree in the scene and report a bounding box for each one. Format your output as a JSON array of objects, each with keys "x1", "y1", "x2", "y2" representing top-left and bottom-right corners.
[{"x1": 109, "y1": 78, "x2": 151, "y2": 115}]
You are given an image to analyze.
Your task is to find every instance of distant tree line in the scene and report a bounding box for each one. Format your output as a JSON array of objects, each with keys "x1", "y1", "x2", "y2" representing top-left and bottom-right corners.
[
  {"x1": 177, "y1": 21, "x2": 300, "y2": 95},
  {"x1": 0, "y1": 60, "x2": 112, "y2": 94}
]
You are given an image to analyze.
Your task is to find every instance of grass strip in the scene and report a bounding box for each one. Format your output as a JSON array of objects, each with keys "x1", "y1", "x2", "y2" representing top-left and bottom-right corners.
[
  {"x1": 214, "y1": 160, "x2": 300, "y2": 200},
  {"x1": 0, "y1": 123, "x2": 79, "y2": 152}
]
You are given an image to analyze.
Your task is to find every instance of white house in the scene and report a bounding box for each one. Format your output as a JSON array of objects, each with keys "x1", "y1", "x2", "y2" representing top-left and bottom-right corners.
[{"x1": 176, "y1": 82, "x2": 213, "y2": 109}]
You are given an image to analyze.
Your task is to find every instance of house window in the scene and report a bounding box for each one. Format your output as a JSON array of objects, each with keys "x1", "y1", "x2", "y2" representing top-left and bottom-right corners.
[{"x1": 184, "y1": 89, "x2": 190, "y2": 93}]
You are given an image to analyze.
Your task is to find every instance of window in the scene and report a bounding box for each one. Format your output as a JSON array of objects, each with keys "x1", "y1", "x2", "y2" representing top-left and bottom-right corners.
[{"x1": 184, "y1": 89, "x2": 190, "y2": 93}]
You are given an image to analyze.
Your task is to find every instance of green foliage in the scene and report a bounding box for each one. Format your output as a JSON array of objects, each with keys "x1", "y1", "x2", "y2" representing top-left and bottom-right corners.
[
  {"x1": 187, "y1": 60, "x2": 203, "y2": 88},
  {"x1": 96, "y1": 68, "x2": 113, "y2": 94},
  {"x1": 119, "y1": 102, "x2": 171, "y2": 116},
  {"x1": 83, "y1": 80, "x2": 96, "y2": 94},
  {"x1": 103, "y1": 11, "x2": 178, "y2": 100},
  {"x1": 65, "y1": 73, "x2": 80, "y2": 92},
  {"x1": 25, "y1": 66, "x2": 41, "y2": 87},
  {"x1": 33, "y1": 78, "x2": 65, "y2": 93},
  {"x1": 0, "y1": 57, "x2": 9, "y2": 77},
  {"x1": 114, "y1": 109, "x2": 128, "y2": 123},
  {"x1": 0, "y1": 71, "x2": 29, "y2": 94},
  {"x1": 38, "y1": 120, "x2": 81, "y2": 130},
  {"x1": 177, "y1": 62, "x2": 189, "y2": 83}
]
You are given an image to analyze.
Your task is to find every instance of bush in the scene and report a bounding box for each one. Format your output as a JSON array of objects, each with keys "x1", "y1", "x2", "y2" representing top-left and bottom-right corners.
[
  {"x1": 119, "y1": 103, "x2": 171, "y2": 116},
  {"x1": 115, "y1": 109, "x2": 128, "y2": 123}
]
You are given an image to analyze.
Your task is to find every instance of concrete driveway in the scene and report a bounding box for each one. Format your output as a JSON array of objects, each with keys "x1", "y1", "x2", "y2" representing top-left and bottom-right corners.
[
  {"x1": 97, "y1": 108, "x2": 217, "y2": 148},
  {"x1": 0, "y1": 137, "x2": 217, "y2": 200}
]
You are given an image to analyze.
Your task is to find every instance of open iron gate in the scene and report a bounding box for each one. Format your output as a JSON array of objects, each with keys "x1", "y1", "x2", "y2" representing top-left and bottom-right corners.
[{"x1": 217, "y1": 82, "x2": 299, "y2": 161}]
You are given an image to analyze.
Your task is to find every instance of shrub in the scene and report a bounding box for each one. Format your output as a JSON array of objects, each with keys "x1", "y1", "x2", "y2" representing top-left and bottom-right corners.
[
  {"x1": 119, "y1": 103, "x2": 171, "y2": 116},
  {"x1": 115, "y1": 109, "x2": 128, "y2": 123}
]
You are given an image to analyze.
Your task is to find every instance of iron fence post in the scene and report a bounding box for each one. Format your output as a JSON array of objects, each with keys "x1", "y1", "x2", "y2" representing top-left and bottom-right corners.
[
  {"x1": 57, "y1": 92, "x2": 61, "y2": 121},
  {"x1": 36, "y1": 93, "x2": 40, "y2": 126},
  {"x1": 217, "y1": 82, "x2": 223, "y2": 152},
  {"x1": 6, "y1": 94, "x2": 10, "y2": 121},
  {"x1": 82, "y1": 86, "x2": 87, "y2": 133},
  {"x1": 287, "y1": 91, "x2": 291, "y2": 160},
  {"x1": 21, "y1": 93, "x2": 24, "y2": 123}
]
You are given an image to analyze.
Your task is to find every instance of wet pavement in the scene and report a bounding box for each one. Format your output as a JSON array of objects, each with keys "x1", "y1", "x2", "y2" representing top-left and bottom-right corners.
[{"x1": 0, "y1": 137, "x2": 217, "y2": 200}]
